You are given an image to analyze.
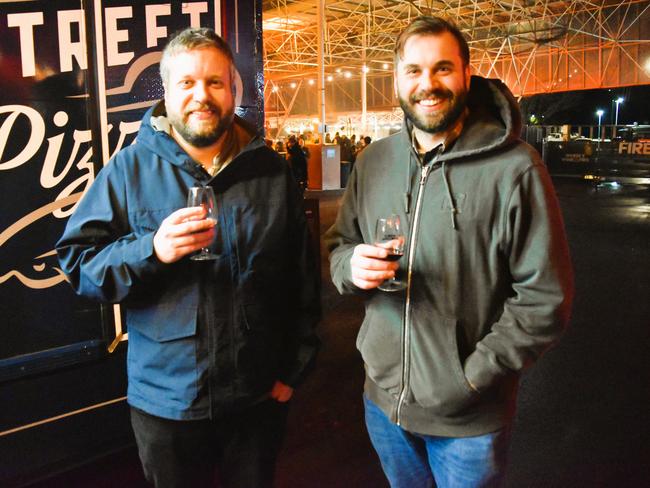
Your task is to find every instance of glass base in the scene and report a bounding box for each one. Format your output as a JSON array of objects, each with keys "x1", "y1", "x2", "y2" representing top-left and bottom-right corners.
[
  {"x1": 378, "y1": 280, "x2": 406, "y2": 292},
  {"x1": 190, "y1": 252, "x2": 218, "y2": 261}
]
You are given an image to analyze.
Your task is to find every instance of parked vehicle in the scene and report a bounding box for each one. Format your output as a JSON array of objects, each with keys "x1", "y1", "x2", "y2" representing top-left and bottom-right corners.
[{"x1": 615, "y1": 124, "x2": 650, "y2": 141}]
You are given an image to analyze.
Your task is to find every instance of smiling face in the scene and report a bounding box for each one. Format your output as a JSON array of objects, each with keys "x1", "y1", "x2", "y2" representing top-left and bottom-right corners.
[
  {"x1": 163, "y1": 47, "x2": 235, "y2": 149},
  {"x1": 395, "y1": 32, "x2": 471, "y2": 135}
]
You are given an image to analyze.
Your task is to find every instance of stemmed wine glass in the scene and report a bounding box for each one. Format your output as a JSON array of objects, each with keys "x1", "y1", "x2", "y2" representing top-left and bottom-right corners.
[
  {"x1": 375, "y1": 215, "x2": 406, "y2": 292},
  {"x1": 187, "y1": 186, "x2": 218, "y2": 261}
]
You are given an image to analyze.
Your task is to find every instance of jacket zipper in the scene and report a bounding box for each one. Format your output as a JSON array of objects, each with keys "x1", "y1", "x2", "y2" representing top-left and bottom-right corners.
[{"x1": 396, "y1": 162, "x2": 434, "y2": 426}]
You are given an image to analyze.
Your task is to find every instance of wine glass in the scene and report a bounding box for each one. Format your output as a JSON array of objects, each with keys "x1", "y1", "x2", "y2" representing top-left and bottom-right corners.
[
  {"x1": 187, "y1": 186, "x2": 218, "y2": 261},
  {"x1": 375, "y1": 215, "x2": 406, "y2": 292}
]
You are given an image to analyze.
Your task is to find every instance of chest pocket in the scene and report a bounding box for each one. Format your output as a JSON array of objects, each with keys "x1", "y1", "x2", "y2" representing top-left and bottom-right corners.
[
  {"x1": 129, "y1": 207, "x2": 180, "y2": 234},
  {"x1": 127, "y1": 276, "x2": 199, "y2": 342}
]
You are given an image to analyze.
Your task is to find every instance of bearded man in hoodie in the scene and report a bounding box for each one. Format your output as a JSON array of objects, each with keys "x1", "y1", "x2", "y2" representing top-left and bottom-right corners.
[
  {"x1": 326, "y1": 16, "x2": 573, "y2": 488},
  {"x1": 56, "y1": 28, "x2": 320, "y2": 488}
]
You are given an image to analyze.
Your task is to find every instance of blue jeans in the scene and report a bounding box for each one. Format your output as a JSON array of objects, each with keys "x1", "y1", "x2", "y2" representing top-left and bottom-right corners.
[{"x1": 364, "y1": 396, "x2": 504, "y2": 488}]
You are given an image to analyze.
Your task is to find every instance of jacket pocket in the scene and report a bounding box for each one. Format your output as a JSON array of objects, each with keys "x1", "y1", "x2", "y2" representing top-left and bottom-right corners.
[
  {"x1": 127, "y1": 301, "x2": 197, "y2": 342},
  {"x1": 130, "y1": 207, "x2": 180, "y2": 235},
  {"x1": 357, "y1": 298, "x2": 403, "y2": 396},
  {"x1": 126, "y1": 303, "x2": 200, "y2": 410},
  {"x1": 408, "y1": 316, "x2": 477, "y2": 415}
]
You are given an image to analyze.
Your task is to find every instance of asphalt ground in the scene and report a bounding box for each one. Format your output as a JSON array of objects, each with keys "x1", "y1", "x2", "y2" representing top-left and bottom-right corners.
[
  {"x1": 503, "y1": 179, "x2": 650, "y2": 487},
  {"x1": 29, "y1": 178, "x2": 650, "y2": 487}
]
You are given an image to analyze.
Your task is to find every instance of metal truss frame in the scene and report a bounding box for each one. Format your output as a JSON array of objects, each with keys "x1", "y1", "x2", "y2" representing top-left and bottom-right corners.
[{"x1": 262, "y1": 0, "x2": 650, "y2": 128}]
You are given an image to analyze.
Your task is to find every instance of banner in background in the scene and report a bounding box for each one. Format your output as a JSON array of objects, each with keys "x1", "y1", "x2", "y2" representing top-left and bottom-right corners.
[{"x1": 0, "y1": 0, "x2": 263, "y2": 365}]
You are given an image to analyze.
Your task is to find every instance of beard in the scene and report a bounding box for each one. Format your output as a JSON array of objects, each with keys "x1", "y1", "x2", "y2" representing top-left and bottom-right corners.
[
  {"x1": 399, "y1": 86, "x2": 467, "y2": 134},
  {"x1": 167, "y1": 101, "x2": 235, "y2": 148}
]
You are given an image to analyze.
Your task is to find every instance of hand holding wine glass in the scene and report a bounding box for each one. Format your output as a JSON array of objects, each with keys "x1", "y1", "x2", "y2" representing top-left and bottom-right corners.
[
  {"x1": 186, "y1": 185, "x2": 218, "y2": 261},
  {"x1": 375, "y1": 215, "x2": 406, "y2": 292}
]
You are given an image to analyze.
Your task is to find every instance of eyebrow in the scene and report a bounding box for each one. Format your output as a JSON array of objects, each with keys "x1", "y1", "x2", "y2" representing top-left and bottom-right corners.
[
  {"x1": 401, "y1": 60, "x2": 456, "y2": 70},
  {"x1": 177, "y1": 75, "x2": 226, "y2": 81}
]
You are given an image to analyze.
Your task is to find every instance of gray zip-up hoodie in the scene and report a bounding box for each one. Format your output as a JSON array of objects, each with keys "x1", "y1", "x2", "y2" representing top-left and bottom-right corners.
[{"x1": 325, "y1": 76, "x2": 574, "y2": 437}]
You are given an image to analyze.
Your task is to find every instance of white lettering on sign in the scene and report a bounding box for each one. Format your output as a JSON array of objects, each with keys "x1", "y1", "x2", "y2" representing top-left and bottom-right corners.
[
  {"x1": 146, "y1": 4, "x2": 172, "y2": 48},
  {"x1": 0, "y1": 104, "x2": 139, "y2": 214},
  {"x1": 619, "y1": 141, "x2": 650, "y2": 155},
  {"x1": 0, "y1": 104, "x2": 140, "y2": 289},
  {"x1": 6, "y1": 12, "x2": 44, "y2": 77},
  {"x1": 560, "y1": 153, "x2": 589, "y2": 163},
  {"x1": 105, "y1": 6, "x2": 135, "y2": 67},
  {"x1": 183, "y1": 2, "x2": 209, "y2": 28},
  {"x1": 0, "y1": 105, "x2": 45, "y2": 170},
  {"x1": 4, "y1": 2, "x2": 214, "y2": 75},
  {"x1": 58, "y1": 9, "x2": 88, "y2": 72}
]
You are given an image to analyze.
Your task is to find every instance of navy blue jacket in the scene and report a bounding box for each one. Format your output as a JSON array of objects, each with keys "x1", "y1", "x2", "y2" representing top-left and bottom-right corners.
[{"x1": 56, "y1": 103, "x2": 321, "y2": 420}]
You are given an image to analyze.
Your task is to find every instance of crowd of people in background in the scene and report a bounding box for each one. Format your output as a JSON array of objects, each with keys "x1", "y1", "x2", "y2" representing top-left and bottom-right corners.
[{"x1": 265, "y1": 131, "x2": 373, "y2": 191}]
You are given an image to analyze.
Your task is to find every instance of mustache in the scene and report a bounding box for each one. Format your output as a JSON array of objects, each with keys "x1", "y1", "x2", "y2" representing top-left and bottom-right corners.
[
  {"x1": 410, "y1": 88, "x2": 453, "y2": 103},
  {"x1": 184, "y1": 102, "x2": 221, "y2": 116}
]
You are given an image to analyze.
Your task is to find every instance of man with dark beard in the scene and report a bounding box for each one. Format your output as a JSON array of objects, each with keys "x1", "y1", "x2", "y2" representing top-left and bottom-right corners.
[
  {"x1": 326, "y1": 16, "x2": 573, "y2": 488},
  {"x1": 56, "y1": 28, "x2": 320, "y2": 488}
]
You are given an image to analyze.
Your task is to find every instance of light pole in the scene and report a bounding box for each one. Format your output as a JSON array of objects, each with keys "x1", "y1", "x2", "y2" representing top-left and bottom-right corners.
[
  {"x1": 614, "y1": 97, "x2": 624, "y2": 135},
  {"x1": 272, "y1": 85, "x2": 279, "y2": 140},
  {"x1": 596, "y1": 109, "x2": 604, "y2": 150}
]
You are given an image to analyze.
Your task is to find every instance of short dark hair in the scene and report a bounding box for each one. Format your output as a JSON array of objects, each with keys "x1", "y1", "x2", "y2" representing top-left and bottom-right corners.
[
  {"x1": 394, "y1": 16, "x2": 470, "y2": 67},
  {"x1": 160, "y1": 27, "x2": 235, "y2": 87}
]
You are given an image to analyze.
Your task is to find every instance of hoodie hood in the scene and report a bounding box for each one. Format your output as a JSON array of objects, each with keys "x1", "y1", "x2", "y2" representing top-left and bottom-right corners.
[
  {"x1": 135, "y1": 101, "x2": 261, "y2": 172},
  {"x1": 402, "y1": 75, "x2": 522, "y2": 163}
]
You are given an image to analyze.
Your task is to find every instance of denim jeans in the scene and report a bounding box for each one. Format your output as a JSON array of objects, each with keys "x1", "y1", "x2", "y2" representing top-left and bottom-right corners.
[{"x1": 364, "y1": 395, "x2": 504, "y2": 488}]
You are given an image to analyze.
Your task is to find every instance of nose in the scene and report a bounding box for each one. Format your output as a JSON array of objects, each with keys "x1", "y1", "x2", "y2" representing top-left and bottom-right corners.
[
  {"x1": 192, "y1": 81, "x2": 209, "y2": 102},
  {"x1": 419, "y1": 70, "x2": 437, "y2": 91}
]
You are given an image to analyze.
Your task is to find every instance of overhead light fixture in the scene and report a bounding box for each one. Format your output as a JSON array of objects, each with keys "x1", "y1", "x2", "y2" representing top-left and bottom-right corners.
[{"x1": 262, "y1": 17, "x2": 303, "y2": 31}]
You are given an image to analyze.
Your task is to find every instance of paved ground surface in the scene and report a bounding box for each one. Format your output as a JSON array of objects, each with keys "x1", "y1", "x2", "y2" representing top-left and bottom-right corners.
[
  {"x1": 28, "y1": 179, "x2": 650, "y2": 487},
  {"x1": 503, "y1": 179, "x2": 650, "y2": 487}
]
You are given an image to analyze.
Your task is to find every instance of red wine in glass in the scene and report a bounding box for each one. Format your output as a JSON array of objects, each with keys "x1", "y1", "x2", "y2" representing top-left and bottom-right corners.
[
  {"x1": 375, "y1": 216, "x2": 406, "y2": 292},
  {"x1": 187, "y1": 186, "x2": 218, "y2": 261}
]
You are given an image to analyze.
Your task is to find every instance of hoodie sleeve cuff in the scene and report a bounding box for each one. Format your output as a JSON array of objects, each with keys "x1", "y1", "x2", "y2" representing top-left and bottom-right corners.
[
  {"x1": 463, "y1": 345, "x2": 507, "y2": 392},
  {"x1": 129, "y1": 231, "x2": 167, "y2": 280}
]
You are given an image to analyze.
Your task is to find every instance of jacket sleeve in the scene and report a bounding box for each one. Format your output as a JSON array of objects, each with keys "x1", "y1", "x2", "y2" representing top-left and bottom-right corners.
[
  {"x1": 277, "y1": 176, "x2": 322, "y2": 387},
  {"x1": 55, "y1": 160, "x2": 165, "y2": 303},
  {"x1": 323, "y1": 167, "x2": 366, "y2": 295},
  {"x1": 464, "y1": 162, "x2": 574, "y2": 391}
]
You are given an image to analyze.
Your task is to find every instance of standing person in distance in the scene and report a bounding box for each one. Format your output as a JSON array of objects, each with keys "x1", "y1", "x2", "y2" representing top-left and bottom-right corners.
[
  {"x1": 355, "y1": 135, "x2": 372, "y2": 157},
  {"x1": 287, "y1": 134, "x2": 308, "y2": 192},
  {"x1": 56, "y1": 27, "x2": 320, "y2": 488},
  {"x1": 326, "y1": 16, "x2": 573, "y2": 488}
]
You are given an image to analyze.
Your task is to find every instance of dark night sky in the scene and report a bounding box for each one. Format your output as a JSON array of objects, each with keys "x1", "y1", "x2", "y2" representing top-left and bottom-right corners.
[{"x1": 520, "y1": 84, "x2": 650, "y2": 127}]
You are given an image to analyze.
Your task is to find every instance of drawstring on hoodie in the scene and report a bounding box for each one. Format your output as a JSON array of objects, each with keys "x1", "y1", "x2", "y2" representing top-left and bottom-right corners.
[
  {"x1": 441, "y1": 161, "x2": 458, "y2": 230},
  {"x1": 404, "y1": 153, "x2": 413, "y2": 214},
  {"x1": 409, "y1": 130, "x2": 458, "y2": 230}
]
